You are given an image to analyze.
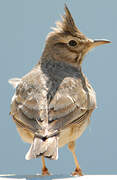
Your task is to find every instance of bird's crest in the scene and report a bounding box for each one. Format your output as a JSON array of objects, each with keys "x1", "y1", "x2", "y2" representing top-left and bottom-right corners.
[{"x1": 53, "y1": 4, "x2": 83, "y2": 37}]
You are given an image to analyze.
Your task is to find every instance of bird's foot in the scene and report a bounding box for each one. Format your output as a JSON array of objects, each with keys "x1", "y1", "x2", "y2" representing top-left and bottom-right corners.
[
  {"x1": 72, "y1": 168, "x2": 83, "y2": 176},
  {"x1": 42, "y1": 167, "x2": 50, "y2": 176}
]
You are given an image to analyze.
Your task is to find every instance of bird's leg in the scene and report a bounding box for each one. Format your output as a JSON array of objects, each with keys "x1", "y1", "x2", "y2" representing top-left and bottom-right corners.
[
  {"x1": 68, "y1": 141, "x2": 83, "y2": 176},
  {"x1": 41, "y1": 156, "x2": 50, "y2": 176}
]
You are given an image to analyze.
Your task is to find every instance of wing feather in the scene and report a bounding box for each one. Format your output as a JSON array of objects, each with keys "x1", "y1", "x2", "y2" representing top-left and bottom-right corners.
[{"x1": 48, "y1": 77, "x2": 92, "y2": 132}]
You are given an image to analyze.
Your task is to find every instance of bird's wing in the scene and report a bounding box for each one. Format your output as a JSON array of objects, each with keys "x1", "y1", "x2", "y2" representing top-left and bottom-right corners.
[
  {"x1": 48, "y1": 77, "x2": 96, "y2": 132},
  {"x1": 10, "y1": 67, "x2": 96, "y2": 137},
  {"x1": 10, "y1": 85, "x2": 41, "y2": 134},
  {"x1": 8, "y1": 78, "x2": 21, "y2": 88},
  {"x1": 10, "y1": 67, "x2": 45, "y2": 134}
]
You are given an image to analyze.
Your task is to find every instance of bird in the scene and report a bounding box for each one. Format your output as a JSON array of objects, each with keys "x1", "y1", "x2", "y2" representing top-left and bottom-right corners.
[{"x1": 9, "y1": 5, "x2": 111, "y2": 176}]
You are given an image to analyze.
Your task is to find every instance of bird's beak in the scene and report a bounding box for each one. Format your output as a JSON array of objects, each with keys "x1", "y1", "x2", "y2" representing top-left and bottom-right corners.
[{"x1": 91, "y1": 39, "x2": 111, "y2": 48}]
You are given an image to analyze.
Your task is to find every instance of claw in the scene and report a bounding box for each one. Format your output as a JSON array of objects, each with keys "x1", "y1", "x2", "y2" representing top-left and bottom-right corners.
[
  {"x1": 72, "y1": 168, "x2": 83, "y2": 176},
  {"x1": 42, "y1": 167, "x2": 51, "y2": 176}
]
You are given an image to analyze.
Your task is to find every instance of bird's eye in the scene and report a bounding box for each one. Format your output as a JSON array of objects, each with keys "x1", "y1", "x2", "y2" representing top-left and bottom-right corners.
[{"x1": 68, "y1": 40, "x2": 77, "y2": 47}]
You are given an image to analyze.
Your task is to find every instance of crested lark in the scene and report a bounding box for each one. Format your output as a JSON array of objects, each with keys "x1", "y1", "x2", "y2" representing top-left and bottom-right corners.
[{"x1": 9, "y1": 5, "x2": 111, "y2": 176}]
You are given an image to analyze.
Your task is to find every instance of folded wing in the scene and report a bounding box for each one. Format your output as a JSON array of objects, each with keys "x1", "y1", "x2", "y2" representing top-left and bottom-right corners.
[{"x1": 48, "y1": 76, "x2": 96, "y2": 132}]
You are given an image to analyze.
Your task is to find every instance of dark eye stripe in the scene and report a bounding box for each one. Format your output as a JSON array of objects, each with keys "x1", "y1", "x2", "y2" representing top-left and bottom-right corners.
[{"x1": 68, "y1": 40, "x2": 77, "y2": 46}]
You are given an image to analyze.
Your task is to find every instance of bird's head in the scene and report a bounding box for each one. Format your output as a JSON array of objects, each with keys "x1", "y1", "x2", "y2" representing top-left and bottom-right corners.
[{"x1": 42, "y1": 5, "x2": 111, "y2": 67}]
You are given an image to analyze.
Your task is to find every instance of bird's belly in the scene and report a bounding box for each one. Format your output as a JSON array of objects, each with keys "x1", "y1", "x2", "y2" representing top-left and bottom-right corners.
[{"x1": 58, "y1": 118, "x2": 90, "y2": 148}]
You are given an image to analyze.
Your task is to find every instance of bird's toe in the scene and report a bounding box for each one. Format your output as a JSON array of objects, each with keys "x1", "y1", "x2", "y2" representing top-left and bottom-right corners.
[
  {"x1": 42, "y1": 167, "x2": 51, "y2": 176},
  {"x1": 72, "y1": 168, "x2": 83, "y2": 176}
]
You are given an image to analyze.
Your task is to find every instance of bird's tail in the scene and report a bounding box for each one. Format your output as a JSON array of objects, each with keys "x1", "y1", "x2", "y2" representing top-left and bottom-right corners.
[{"x1": 25, "y1": 135, "x2": 58, "y2": 160}]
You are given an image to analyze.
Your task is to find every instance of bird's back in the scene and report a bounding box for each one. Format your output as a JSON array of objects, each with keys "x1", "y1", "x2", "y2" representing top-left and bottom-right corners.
[{"x1": 10, "y1": 59, "x2": 96, "y2": 147}]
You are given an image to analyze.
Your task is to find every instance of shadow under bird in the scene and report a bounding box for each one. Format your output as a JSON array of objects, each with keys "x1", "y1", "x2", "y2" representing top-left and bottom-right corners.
[{"x1": 9, "y1": 5, "x2": 111, "y2": 176}]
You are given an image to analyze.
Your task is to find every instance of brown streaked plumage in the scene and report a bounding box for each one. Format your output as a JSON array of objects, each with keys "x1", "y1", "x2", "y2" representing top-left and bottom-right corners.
[{"x1": 9, "y1": 5, "x2": 111, "y2": 176}]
